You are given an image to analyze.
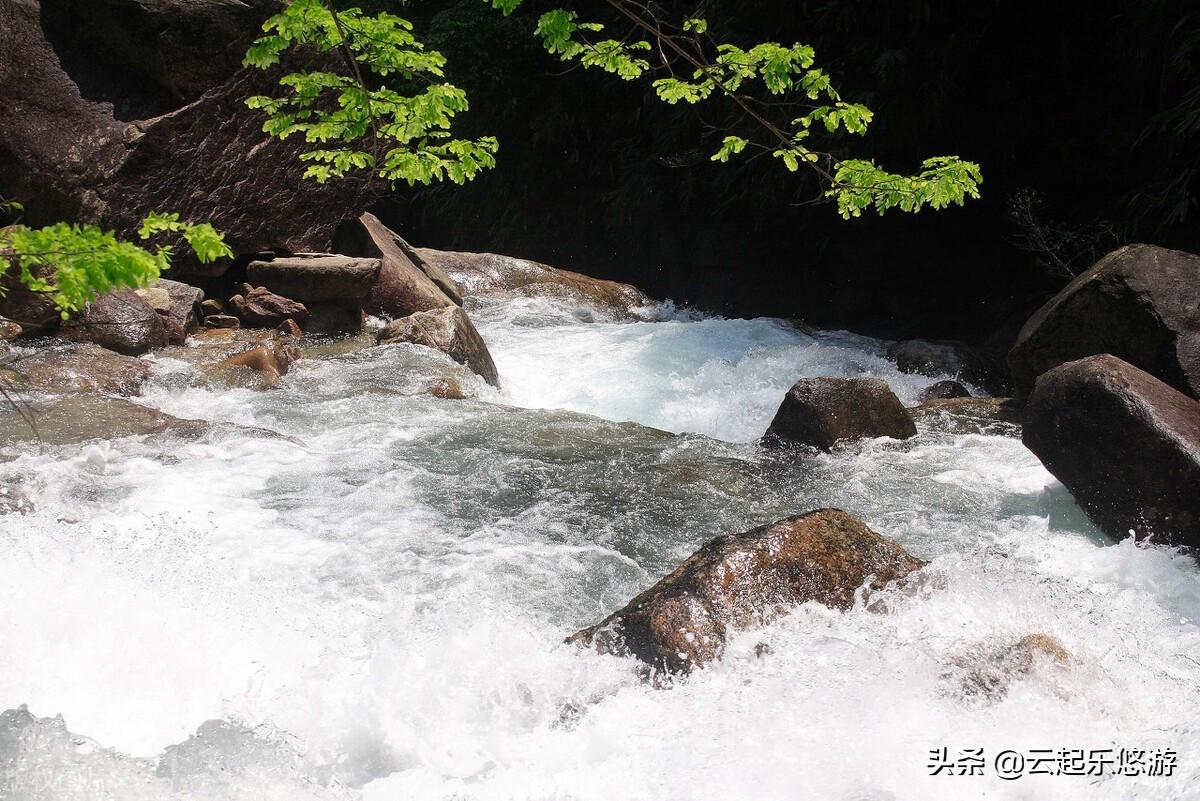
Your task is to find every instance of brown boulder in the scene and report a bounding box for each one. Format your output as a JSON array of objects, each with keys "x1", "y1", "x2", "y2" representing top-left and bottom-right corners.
[
  {"x1": 0, "y1": 261, "x2": 60, "y2": 335},
  {"x1": 245, "y1": 254, "x2": 381, "y2": 306},
  {"x1": 569, "y1": 509, "x2": 925, "y2": 674},
  {"x1": 763, "y1": 377, "x2": 917, "y2": 451},
  {"x1": 1008, "y1": 244, "x2": 1200, "y2": 397},
  {"x1": 378, "y1": 306, "x2": 500, "y2": 387},
  {"x1": 204, "y1": 314, "x2": 240, "y2": 329},
  {"x1": 2, "y1": 342, "x2": 151, "y2": 395},
  {"x1": 0, "y1": 317, "x2": 22, "y2": 341},
  {"x1": 417, "y1": 247, "x2": 656, "y2": 320},
  {"x1": 229, "y1": 285, "x2": 309, "y2": 328},
  {"x1": 1023, "y1": 354, "x2": 1200, "y2": 546},
  {"x1": 917, "y1": 380, "x2": 972, "y2": 402},
  {"x1": 335, "y1": 213, "x2": 458, "y2": 319},
  {"x1": 60, "y1": 289, "x2": 167, "y2": 355},
  {"x1": 911, "y1": 396, "x2": 1022, "y2": 435}
]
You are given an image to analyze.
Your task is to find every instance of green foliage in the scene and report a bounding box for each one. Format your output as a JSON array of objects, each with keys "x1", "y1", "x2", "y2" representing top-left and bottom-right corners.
[
  {"x1": 243, "y1": 0, "x2": 497, "y2": 186},
  {"x1": 1, "y1": 214, "x2": 232, "y2": 317},
  {"x1": 487, "y1": 0, "x2": 981, "y2": 218}
]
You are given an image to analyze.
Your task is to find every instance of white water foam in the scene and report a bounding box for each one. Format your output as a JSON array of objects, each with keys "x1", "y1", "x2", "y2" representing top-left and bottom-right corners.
[{"x1": 1, "y1": 295, "x2": 1198, "y2": 800}]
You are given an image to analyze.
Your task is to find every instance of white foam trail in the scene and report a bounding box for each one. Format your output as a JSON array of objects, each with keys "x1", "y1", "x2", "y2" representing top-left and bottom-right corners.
[{"x1": 1, "y1": 295, "x2": 1198, "y2": 800}]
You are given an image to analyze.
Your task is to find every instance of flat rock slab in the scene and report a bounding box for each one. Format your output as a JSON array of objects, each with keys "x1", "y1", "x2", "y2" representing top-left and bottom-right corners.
[
  {"x1": 246, "y1": 255, "x2": 381, "y2": 305},
  {"x1": 0, "y1": 395, "x2": 207, "y2": 449},
  {"x1": 763, "y1": 376, "x2": 916, "y2": 451},
  {"x1": 2, "y1": 343, "x2": 152, "y2": 396},
  {"x1": 569, "y1": 509, "x2": 925, "y2": 674},
  {"x1": 1023, "y1": 353, "x2": 1200, "y2": 546}
]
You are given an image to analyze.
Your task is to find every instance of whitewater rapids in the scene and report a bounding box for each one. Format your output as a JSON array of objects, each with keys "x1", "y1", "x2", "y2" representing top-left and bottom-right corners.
[{"x1": 1, "y1": 293, "x2": 1198, "y2": 800}]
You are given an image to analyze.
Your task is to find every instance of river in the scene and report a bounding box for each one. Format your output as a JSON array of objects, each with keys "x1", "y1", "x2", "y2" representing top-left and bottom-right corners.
[{"x1": 2, "y1": 292, "x2": 1198, "y2": 800}]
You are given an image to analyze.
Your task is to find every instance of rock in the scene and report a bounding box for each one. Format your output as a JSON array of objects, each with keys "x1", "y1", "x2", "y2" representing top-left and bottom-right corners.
[
  {"x1": 430, "y1": 377, "x2": 468, "y2": 400},
  {"x1": 0, "y1": 262, "x2": 60, "y2": 335},
  {"x1": 0, "y1": 0, "x2": 380, "y2": 263},
  {"x1": 417, "y1": 247, "x2": 657, "y2": 320},
  {"x1": 211, "y1": 346, "x2": 285, "y2": 389},
  {"x1": 763, "y1": 377, "x2": 917, "y2": 451},
  {"x1": 134, "y1": 286, "x2": 172, "y2": 313},
  {"x1": 229, "y1": 285, "x2": 309, "y2": 328},
  {"x1": 911, "y1": 397, "x2": 1022, "y2": 435},
  {"x1": 0, "y1": 395, "x2": 207, "y2": 449},
  {"x1": 917, "y1": 380, "x2": 972, "y2": 402},
  {"x1": 300, "y1": 333, "x2": 378, "y2": 360},
  {"x1": 200, "y1": 299, "x2": 226, "y2": 317},
  {"x1": 1008, "y1": 244, "x2": 1200, "y2": 398},
  {"x1": 0, "y1": 317, "x2": 21, "y2": 341},
  {"x1": 1022, "y1": 354, "x2": 1200, "y2": 546},
  {"x1": 887, "y1": 338, "x2": 995, "y2": 388},
  {"x1": 245, "y1": 254, "x2": 381, "y2": 305},
  {"x1": 952, "y1": 633, "x2": 1071, "y2": 700},
  {"x1": 0, "y1": 473, "x2": 34, "y2": 515},
  {"x1": 59, "y1": 289, "x2": 167, "y2": 355},
  {"x1": 3, "y1": 342, "x2": 151, "y2": 395},
  {"x1": 277, "y1": 318, "x2": 303, "y2": 337},
  {"x1": 568, "y1": 509, "x2": 925, "y2": 674},
  {"x1": 335, "y1": 213, "x2": 458, "y2": 319},
  {"x1": 204, "y1": 314, "x2": 240, "y2": 329},
  {"x1": 157, "y1": 328, "x2": 300, "y2": 390},
  {"x1": 378, "y1": 306, "x2": 500, "y2": 387},
  {"x1": 153, "y1": 278, "x2": 205, "y2": 342}
]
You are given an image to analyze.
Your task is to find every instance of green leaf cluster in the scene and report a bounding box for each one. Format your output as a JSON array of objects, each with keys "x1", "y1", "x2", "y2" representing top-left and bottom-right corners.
[
  {"x1": 2, "y1": 214, "x2": 232, "y2": 316},
  {"x1": 244, "y1": 0, "x2": 498, "y2": 186}
]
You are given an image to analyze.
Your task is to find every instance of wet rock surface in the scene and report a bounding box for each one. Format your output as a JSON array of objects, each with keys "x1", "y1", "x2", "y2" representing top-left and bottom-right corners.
[
  {"x1": 763, "y1": 377, "x2": 916, "y2": 451},
  {"x1": 246, "y1": 254, "x2": 381, "y2": 306},
  {"x1": 418, "y1": 247, "x2": 657, "y2": 320},
  {"x1": 2, "y1": 342, "x2": 152, "y2": 395},
  {"x1": 569, "y1": 509, "x2": 925, "y2": 674},
  {"x1": 1023, "y1": 354, "x2": 1200, "y2": 547},
  {"x1": 0, "y1": 394, "x2": 207, "y2": 448},
  {"x1": 60, "y1": 289, "x2": 167, "y2": 355},
  {"x1": 377, "y1": 306, "x2": 500, "y2": 387},
  {"x1": 229, "y1": 285, "x2": 309, "y2": 329},
  {"x1": 337, "y1": 213, "x2": 458, "y2": 320},
  {"x1": 1009, "y1": 244, "x2": 1200, "y2": 398}
]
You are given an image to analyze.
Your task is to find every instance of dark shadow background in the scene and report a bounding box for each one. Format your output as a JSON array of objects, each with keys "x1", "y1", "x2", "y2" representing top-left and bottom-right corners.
[{"x1": 370, "y1": 0, "x2": 1198, "y2": 346}]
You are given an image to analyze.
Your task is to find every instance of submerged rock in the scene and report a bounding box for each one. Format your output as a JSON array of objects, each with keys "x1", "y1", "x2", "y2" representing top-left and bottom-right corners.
[
  {"x1": 60, "y1": 289, "x2": 167, "y2": 355},
  {"x1": 378, "y1": 306, "x2": 500, "y2": 387},
  {"x1": 1008, "y1": 244, "x2": 1200, "y2": 398},
  {"x1": 3, "y1": 342, "x2": 152, "y2": 395},
  {"x1": 1023, "y1": 354, "x2": 1200, "y2": 546},
  {"x1": 911, "y1": 396, "x2": 1022, "y2": 435},
  {"x1": 0, "y1": 395, "x2": 207, "y2": 448},
  {"x1": 763, "y1": 377, "x2": 916, "y2": 451},
  {"x1": 951, "y1": 633, "x2": 1071, "y2": 701},
  {"x1": 568, "y1": 509, "x2": 925, "y2": 674},
  {"x1": 158, "y1": 328, "x2": 301, "y2": 390},
  {"x1": 418, "y1": 247, "x2": 656, "y2": 320}
]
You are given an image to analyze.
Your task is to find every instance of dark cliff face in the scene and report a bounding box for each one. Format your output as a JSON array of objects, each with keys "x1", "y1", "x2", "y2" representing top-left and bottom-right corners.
[{"x1": 381, "y1": 0, "x2": 1199, "y2": 341}]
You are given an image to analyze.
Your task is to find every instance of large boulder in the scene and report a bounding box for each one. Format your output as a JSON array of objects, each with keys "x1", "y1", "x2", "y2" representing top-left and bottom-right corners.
[
  {"x1": 763, "y1": 377, "x2": 917, "y2": 451},
  {"x1": 151, "y1": 278, "x2": 204, "y2": 343},
  {"x1": 246, "y1": 254, "x2": 381, "y2": 305},
  {"x1": 1008, "y1": 245, "x2": 1200, "y2": 398},
  {"x1": 417, "y1": 247, "x2": 657, "y2": 321},
  {"x1": 378, "y1": 306, "x2": 500, "y2": 387},
  {"x1": 334, "y1": 213, "x2": 458, "y2": 319},
  {"x1": 1023, "y1": 354, "x2": 1200, "y2": 546},
  {"x1": 569, "y1": 509, "x2": 925, "y2": 674},
  {"x1": 0, "y1": 261, "x2": 60, "y2": 335},
  {"x1": 0, "y1": 0, "x2": 379, "y2": 263},
  {"x1": 1, "y1": 342, "x2": 151, "y2": 395},
  {"x1": 60, "y1": 289, "x2": 167, "y2": 355}
]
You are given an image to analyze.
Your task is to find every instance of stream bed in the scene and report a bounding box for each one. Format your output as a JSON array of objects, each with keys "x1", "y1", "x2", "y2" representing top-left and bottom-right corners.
[{"x1": 2, "y1": 294, "x2": 1198, "y2": 800}]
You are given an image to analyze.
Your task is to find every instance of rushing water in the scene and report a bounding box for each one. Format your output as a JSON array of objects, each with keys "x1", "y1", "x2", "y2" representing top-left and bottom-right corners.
[{"x1": 1, "y1": 293, "x2": 1199, "y2": 801}]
